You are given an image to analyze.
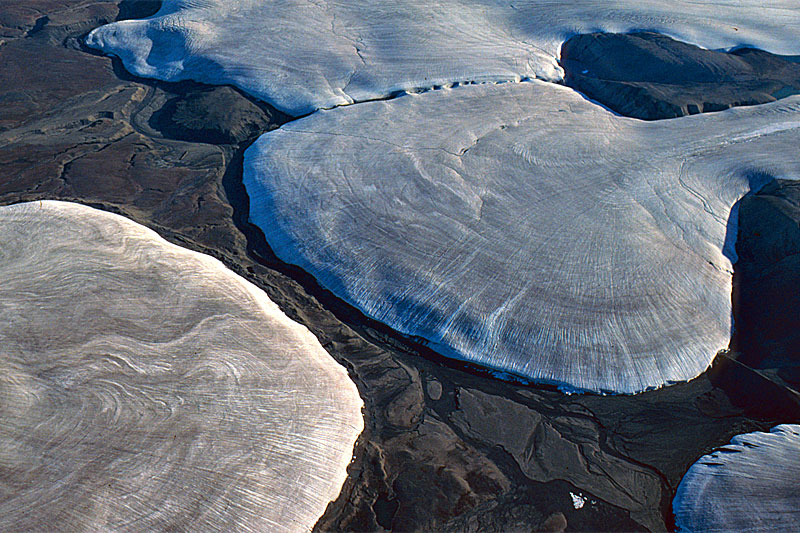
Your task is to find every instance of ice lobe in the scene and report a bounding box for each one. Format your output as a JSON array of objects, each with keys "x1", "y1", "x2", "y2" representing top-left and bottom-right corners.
[
  {"x1": 244, "y1": 81, "x2": 800, "y2": 394},
  {"x1": 673, "y1": 424, "x2": 800, "y2": 532},
  {"x1": 0, "y1": 201, "x2": 363, "y2": 532},
  {"x1": 85, "y1": 0, "x2": 800, "y2": 115}
]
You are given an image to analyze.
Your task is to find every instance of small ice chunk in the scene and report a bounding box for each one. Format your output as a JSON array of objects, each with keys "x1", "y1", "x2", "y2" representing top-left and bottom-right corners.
[{"x1": 570, "y1": 492, "x2": 587, "y2": 509}]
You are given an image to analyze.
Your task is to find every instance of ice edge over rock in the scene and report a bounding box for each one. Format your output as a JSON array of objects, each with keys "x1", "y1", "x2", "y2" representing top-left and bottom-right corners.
[
  {"x1": 243, "y1": 82, "x2": 800, "y2": 394},
  {"x1": 84, "y1": 0, "x2": 800, "y2": 115},
  {"x1": 673, "y1": 424, "x2": 800, "y2": 532}
]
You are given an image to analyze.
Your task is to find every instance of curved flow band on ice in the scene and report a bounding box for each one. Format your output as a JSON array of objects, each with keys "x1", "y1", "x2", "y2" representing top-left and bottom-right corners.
[
  {"x1": 673, "y1": 424, "x2": 800, "y2": 532},
  {"x1": 243, "y1": 81, "x2": 800, "y2": 394},
  {"x1": 0, "y1": 200, "x2": 363, "y2": 532},
  {"x1": 85, "y1": 0, "x2": 800, "y2": 115}
]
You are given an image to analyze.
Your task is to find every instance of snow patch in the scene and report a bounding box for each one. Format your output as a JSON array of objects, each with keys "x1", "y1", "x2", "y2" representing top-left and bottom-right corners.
[{"x1": 570, "y1": 492, "x2": 588, "y2": 510}]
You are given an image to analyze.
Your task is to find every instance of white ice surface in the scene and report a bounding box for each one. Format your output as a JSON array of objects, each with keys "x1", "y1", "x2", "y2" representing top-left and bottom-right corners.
[
  {"x1": 244, "y1": 81, "x2": 800, "y2": 394},
  {"x1": 570, "y1": 492, "x2": 588, "y2": 510},
  {"x1": 86, "y1": 0, "x2": 800, "y2": 114},
  {"x1": 0, "y1": 200, "x2": 363, "y2": 532},
  {"x1": 673, "y1": 424, "x2": 800, "y2": 532}
]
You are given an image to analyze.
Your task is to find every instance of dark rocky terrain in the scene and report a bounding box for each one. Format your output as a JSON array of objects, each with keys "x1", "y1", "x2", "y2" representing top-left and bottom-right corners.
[
  {"x1": 561, "y1": 32, "x2": 800, "y2": 120},
  {"x1": 151, "y1": 86, "x2": 288, "y2": 145},
  {"x1": 1, "y1": 2, "x2": 799, "y2": 531},
  {"x1": 731, "y1": 180, "x2": 800, "y2": 409}
]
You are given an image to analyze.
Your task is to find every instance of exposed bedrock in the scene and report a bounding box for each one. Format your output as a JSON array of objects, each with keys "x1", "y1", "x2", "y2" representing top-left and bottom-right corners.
[
  {"x1": 3, "y1": 2, "x2": 800, "y2": 532},
  {"x1": 150, "y1": 86, "x2": 288, "y2": 145},
  {"x1": 561, "y1": 32, "x2": 800, "y2": 120},
  {"x1": 728, "y1": 179, "x2": 800, "y2": 407},
  {"x1": 116, "y1": 0, "x2": 161, "y2": 21}
]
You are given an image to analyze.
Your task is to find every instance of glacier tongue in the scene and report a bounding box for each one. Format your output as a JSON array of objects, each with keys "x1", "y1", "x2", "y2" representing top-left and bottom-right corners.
[
  {"x1": 86, "y1": 0, "x2": 800, "y2": 114},
  {"x1": 243, "y1": 81, "x2": 800, "y2": 394},
  {"x1": 0, "y1": 200, "x2": 363, "y2": 532},
  {"x1": 673, "y1": 424, "x2": 800, "y2": 532}
]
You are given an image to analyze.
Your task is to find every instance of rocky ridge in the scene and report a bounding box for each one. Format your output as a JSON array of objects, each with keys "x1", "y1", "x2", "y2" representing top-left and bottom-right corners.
[{"x1": 561, "y1": 32, "x2": 800, "y2": 120}]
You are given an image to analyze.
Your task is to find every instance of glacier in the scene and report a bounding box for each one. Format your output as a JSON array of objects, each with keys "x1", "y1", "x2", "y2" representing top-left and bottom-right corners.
[
  {"x1": 85, "y1": 0, "x2": 800, "y2": 115},
  {"x1": 673, "y1": 424, "x2": 800, "y2": 532},
  {"x1": 0, "y1": 200, "x2": 363, "y2": 532},
  {"x1": 84, "y1": 1, "x2": 800, "y2": 393},
  {"x1": 244, "y1": 81, "x2": 800, "y2": 393}
]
